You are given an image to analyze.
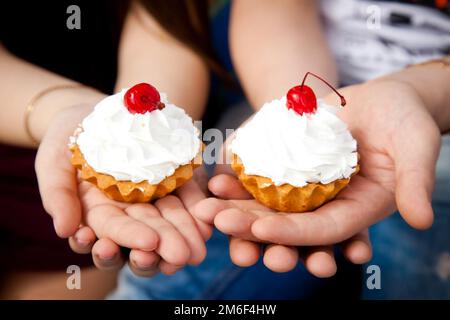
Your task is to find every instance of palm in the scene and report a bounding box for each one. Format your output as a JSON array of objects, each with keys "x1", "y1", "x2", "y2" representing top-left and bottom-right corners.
[
  {"x1": 78, "y1": 180, "x2": 127, "y2": 213},
  {"x1": 75, "y1": 179, "x2": 157, "y2": 249},
  {"x1": 246, "y1": 81, "x2": 440, "y2": 245},
  {"x1": 36, "y1": 104, "x2": 211, "y2": 275},
  {"x1": 199, "y1": 80, "x2": 440, "y2": 247}
]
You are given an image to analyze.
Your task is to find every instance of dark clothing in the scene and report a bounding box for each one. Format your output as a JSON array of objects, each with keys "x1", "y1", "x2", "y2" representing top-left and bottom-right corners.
[{"x1": 0, "y1": 0, "x2": 126, "y2": 271}]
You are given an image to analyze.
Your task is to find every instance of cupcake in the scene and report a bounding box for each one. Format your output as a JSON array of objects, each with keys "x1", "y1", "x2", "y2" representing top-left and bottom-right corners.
[
  {"x1": 231, "y1": 72, "x2": 358, "y2": 212},
  {"x1": 70, "y1": 83, "x2": 202, "y2": 203}
]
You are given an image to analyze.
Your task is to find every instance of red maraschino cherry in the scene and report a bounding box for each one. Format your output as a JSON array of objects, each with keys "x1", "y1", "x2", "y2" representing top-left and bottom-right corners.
[
  {"x1": 124, "y1": 83, "x2": 165, "y2": 114},
  {"x1": 286, "y1": 72, "x2": 346, "y2": 116}
]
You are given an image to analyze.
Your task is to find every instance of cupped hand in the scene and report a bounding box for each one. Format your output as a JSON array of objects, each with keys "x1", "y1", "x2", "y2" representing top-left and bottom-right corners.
[
  {"x1": 247, "y1": 80, "x2": 440, "y2": 244},
  {"x1": 195, "y1": 172, "x2": 372, "y2": 278},
  {"x1": 194, "y1": 79, "x2": 441, "y2": 276},
  {"x1": 36, "y1": 104, "x2": 211, "y2": 277},
  {"x1": 69, "y1": 177, "x2": 211, "y2": 277}
]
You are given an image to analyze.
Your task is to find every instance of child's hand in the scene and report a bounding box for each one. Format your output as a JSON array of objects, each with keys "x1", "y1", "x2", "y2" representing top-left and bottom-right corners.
[
  {"x1": 194, "y1": 79, "x2": 441, "y2": 275},
  {"x1": 36, "y1": 105, "x2": 210, "y2": 276},
  {"x1": 70, "y1": 178, "x2": 210, "y2": 277},
  {"x1": 194, "y1": 173, "x2": 372, "y2": 277},
  {"x1": 235, "y1": 80, "x2": 439, "y2": 246}
]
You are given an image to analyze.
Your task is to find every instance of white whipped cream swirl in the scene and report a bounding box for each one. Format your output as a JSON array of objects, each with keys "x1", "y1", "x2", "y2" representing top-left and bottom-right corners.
[
  {"x1": 74, "y1": 90, "x2": 201, "y2": 184},
  {"x1": 231, "y1": 97, "x2": 358, "y2": 187}
]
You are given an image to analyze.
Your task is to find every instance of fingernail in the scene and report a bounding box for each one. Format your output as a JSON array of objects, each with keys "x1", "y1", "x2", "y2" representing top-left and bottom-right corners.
[
  {"x1": 74, "y1": 236, "x2": 91, "y2": 248},
  {"x1": 98, "y1": 253, "x2": 117, "y2": 264},
  {"x1": 133, "y1": 259, "x2": 157, "y2": 270}
]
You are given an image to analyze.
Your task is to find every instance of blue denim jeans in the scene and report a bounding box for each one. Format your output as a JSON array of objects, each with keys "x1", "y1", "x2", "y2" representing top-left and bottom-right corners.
[{"x1": 363, "y1": 135, "x2": 450, "y2": 299}]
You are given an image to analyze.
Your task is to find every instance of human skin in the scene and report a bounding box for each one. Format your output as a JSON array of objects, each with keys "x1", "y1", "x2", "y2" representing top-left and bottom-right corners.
[
  {"x1": 199, "y1": 0, "x2": 373, "y2": 277},
  {"x1": 194, "y1": 62, "x2": 450, "y2": 274},
  {"x1": 0, "y1": 1, "x2": 210, "y2": 298},
  {"x1": 62, "y1": 2, "x2": 212, "y2": 276},
  {"x1": 66, "y1": 0, "x2": 371, "y2": 279},
  {"x1": 2, "y1": 0, "x2": 403, "y2": 299}
]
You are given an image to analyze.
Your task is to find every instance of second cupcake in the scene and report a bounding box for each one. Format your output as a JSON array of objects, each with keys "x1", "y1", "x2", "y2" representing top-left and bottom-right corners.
[{"x1": 231, "y1": 72, "x2": 359, "y2": 212}]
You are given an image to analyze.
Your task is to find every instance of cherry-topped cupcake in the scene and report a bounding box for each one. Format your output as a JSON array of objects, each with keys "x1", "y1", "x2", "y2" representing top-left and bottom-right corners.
[
  {"x1": 231, "y1": 73, "x2": 359, "y2": 212},
  {"x1": 70, "y1": 83, "x2": 202, "y2": 203}
]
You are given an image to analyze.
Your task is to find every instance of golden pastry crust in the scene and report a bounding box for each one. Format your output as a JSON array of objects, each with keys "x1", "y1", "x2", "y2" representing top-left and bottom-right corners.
[
  {"x1": 231, "y1": 154, "x2": 359, "y2": 213},
  {"x1": 70, "y1": 145, "x2": 201, "y2": 203}
]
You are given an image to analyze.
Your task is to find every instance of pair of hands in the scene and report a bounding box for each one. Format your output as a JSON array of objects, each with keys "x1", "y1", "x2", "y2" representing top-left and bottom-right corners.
[{"x1": 35, "y1": 79, "x2": 441, "y2": 277}]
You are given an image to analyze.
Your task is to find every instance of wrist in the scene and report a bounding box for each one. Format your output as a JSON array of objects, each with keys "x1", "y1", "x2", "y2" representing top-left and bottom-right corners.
[
  {"x1": 28, "y1": 86, "x2": 104, "y2": 144},
  {"x1": 53, "y1": 102, "x2": 96, "y2": 125},
  {"x1": 376, "y1": 62, "x2": 450, "y2": 133}
]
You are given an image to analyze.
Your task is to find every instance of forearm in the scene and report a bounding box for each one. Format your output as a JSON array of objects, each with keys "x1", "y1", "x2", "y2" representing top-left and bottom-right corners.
[
  {"x1": 115, "y1": 3, "x2": 209, "y2": 120},
  {"x1": 377, "y1": 57, "x2": 450, "y2": 133},
  {"x1": 230, "y1": 0, "x2": 337, "y2": 110},
  {"x1": 0, "y1": 44, "x2": 104, "y2": 147}
]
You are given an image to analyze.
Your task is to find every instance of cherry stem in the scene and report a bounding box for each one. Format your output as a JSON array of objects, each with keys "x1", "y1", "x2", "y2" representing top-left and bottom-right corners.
[{"x1": 301, "y1": 72, "x2": 346, "y2": 106}]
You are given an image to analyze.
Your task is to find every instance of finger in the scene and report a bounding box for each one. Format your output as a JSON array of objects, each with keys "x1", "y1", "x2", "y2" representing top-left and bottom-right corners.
[
  {"x1": 193, "y1": 218, "x2": 213, "y2": 242},
  {"x1": 176, "y1": 179, "x2": 213, "y2": 241},
  {"x1": 215, "y1": 208, "x2": 273, "y2": 241},
  {"x1": 208, "y1": 174, "x2": 252, "y2": 200},
  {"x1": 193, "y1": 197, "x2": 230, "y2": 225},
  {"x1": 194, "y1": 196, "x2": 271, "y2": 226},
  {"x1": 176, "y1": 177, "x2": 206, "y2": 213},
  {"x1": 341, "y1": 230, "x2": 372, "y2": 264},
  {"x1": 92, "y1": 238, "x2": 124, "y2": 271},
  {"x1": 304, "y1": 246, "x2": 337, "y2": 278},
  {"x1": 263, "y1": 245, "x2": 299, "y2": 273},
  {"x1": 251, "y1": 176, "x2": 391, "y2": 246},
  {"x1": 35, "y1": 144, "x2": 81, "y2": 238},
  {"x1": 128, "y1": 250, "x2": 161, "y2": 277},
  {"x1": 78, "y1": 180, "x2": 128, "y2": 211},
  {"x1": 229, "y1": 237, "x2": 261, "y2": 267},
  {"x1": 155, "y1": 196, "x2": 206, "y2": 266},
  {"x1": 85, "y1": 204, "x2": 159, "y2": 251},
  {"x1": 158, "y1": 260, "x2": 182, "y2": 276},
  {"x1": 69, "y1": 226, "x2": 96, "y2": 254},
  {"x1": 393, "y1": 116, "x2": 440, "y2": 229},
  {"x1": 126, "y1": 203, "x2": 191, "y2": 266}
]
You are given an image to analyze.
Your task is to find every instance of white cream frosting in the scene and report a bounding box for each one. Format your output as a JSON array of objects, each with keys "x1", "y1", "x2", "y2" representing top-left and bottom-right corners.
[
  {"x1": 74, "y1": 89, "x2": 201, "y2": 184},
  {"x1": 231, "y1": 97, "x2": 358, "y2": 187}
]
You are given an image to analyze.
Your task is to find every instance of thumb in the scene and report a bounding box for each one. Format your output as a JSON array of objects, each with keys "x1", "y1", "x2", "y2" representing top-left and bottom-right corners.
[
  {"x1": 208, "y1": 174, "x2": 252, "y2": 200},
  {"x1": 393, "y1": 117, "x2": 441, "y2": 230},
  {"x1": 35, "y1": 131, "x2": 82, "y2": 238}
]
